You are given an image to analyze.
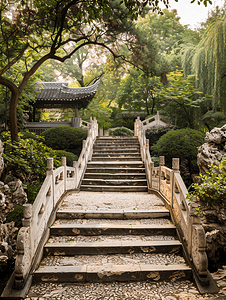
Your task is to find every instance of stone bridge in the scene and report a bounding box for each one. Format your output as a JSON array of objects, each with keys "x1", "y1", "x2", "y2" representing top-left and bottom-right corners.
[{"x1": 1, "y1": 116, "x2": 219, "y2": 299}]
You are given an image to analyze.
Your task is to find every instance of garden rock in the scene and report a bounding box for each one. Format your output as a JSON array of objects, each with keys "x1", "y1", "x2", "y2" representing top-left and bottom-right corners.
[
  {"x1": 196, "y1": 126, "x2": 226, "y2": 270},
  {"x1": 197, "y1": 124, "x2": 226, "y2": 174}
]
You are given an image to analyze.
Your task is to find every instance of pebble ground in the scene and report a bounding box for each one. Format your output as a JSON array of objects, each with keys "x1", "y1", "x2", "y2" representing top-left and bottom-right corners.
[{"x1": 26, "y1": 192, "x2": 226, "y2": 299}]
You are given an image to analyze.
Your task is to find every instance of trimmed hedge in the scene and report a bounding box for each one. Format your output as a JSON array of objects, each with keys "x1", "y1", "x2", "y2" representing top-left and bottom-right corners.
[
  {"x1": 41, "y1": 126, "x2": 87, "y2": 156},
  {"x1": 108, "y1": 127, "x2": 134, "y2": 136},
  {"x1": 151, "y1": 128, "x2": 205, "y2": 186},
  {"x1": 55, "y1": 150, "x2": 78, "y2": 167}
]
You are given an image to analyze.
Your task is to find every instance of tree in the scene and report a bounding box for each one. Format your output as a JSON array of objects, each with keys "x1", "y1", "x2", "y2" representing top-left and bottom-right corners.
[
  {"x1": 183, "y1": 5, "x2": 226, "y2": 112},
  {"x1": 158, "y1": 72, "x2": 212, "y2": 129},
  {"x1": 116, "y1": 68, "x2": 162, "y2": 115},
  {"x1": 0, "y1": 0, "x2": 213, "y2": 141}
]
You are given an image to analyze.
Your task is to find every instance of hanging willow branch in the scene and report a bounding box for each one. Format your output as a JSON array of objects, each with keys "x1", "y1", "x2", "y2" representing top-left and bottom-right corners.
[{"x1": 183, "y1": 17, "x2": 226, "y2": 111}]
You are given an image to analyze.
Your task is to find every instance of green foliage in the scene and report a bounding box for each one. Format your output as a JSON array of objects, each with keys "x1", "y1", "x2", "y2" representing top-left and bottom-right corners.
[
  {"x1": 5, "y1": 205, "x2": 23, "y2": 228},
  {"x1": 116, "y1": 69, "x2": 162, "y2": 116},
  {"x1": 187, "y1": 158, "x2": 226, "y2": 206},
  {"x1": 146, "y1": 126, "x2": 174, "y2": 149},
  {"x1": 183, "y1": 14, "x2": 226, "y2": 111},
  {"x1": 41, "y1": 127, "x2": 87, "y2": 156},
  {"x1": 1, "y1": 131, "x2": 61, "y2": 184},
  {"x1": 108, "y1": 127, "x2": 134, "y2": 136},
  {"x1": 27, "y1": 183, "x2": 43, "y2": 203},
  {"x1": 111, "y1": 118, "x2": 134, "y2": 130},
  {"x1": 20, "y1": 131, "x2": 44, "y2": 142},
  {"x1": 159, "y1": 72, "x2": 211, "y2": 129},
  {"x1": 55, "y1": 150, "x2": 78, "y2": 167},
  {"x1": 151, "y1": 128, "x2": 205, "y2": 185}
]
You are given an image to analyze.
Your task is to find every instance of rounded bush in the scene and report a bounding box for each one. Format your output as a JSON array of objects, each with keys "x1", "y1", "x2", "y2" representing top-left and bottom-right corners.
[
  {"x1": 41, "y1": 126, "x2": 87, "y2": 156},
  {"x1": 55, "y1": 150, "x2": 78, "y2": 167},
  {"x1": 146, "y1": 126, "x2": 174, "y2": 148},
  {"x1": 151, "y1": 128, "x2": 205, "y2": 186},
  {"x1": 108, "y1": 127, "x2": 134, "y2": 136}
]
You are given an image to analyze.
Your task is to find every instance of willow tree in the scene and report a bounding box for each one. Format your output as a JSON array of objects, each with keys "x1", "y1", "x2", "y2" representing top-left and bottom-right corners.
[{"x1": 183, "y1": 14, "x2": 226, "y2": 111}]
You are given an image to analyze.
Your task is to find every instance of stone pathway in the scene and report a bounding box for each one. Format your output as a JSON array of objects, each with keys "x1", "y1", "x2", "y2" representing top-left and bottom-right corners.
[{"x1": 26, "y1": 192, "x2": 225, "y2": 299}]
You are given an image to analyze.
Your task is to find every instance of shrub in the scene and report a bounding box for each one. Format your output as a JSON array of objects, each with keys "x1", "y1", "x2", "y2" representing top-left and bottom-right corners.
[
  {"x1": 110, "y1": 118, "x2": 134, "y2": 130},
  {"x1": 55, "y1": 150, "x2": 78, "y2": 166},
  {"x1": 41, "y1": 126, "x2": 87, "y2": 156},
  {"x1": 1, "y1": 131, "x2": 61, "y2": 202},
  {"x1": 151, "y1": 128, "x2": 205, "y2": 186},
  {"x1": 146, "y1": 126, "x2": 174, "y2": 149},
  {"x1": 108, "y1": 127, "x2": 134, "y2": 136},
  {"x1": 20, "y1": 131, "x2": 44, "y2": 142},
  {"x1": 187, "y1": 158, "x2": 226, "y2": 206}
]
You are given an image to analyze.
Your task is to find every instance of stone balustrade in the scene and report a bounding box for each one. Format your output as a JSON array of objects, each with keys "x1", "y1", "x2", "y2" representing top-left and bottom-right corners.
[
  {"x1": 14, "y1": 117, "x2": 98, "y2": 289},
  {"x1": 134, "y1": 117, "x2": 209, "y2": 285}
]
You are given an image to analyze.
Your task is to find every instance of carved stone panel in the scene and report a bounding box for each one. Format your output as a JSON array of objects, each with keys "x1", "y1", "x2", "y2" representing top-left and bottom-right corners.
[
  {"x1": 191, "y1": 224, "x2": 208, "y2": 276},
  {"x1": 14, "y1": 227, "x2": 31, "y2": 288}
]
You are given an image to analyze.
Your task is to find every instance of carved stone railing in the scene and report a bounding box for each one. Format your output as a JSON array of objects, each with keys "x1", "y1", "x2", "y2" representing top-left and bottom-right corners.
[
  {"x1": 25, "y1": 117, "x2": 90, "y2": 135},
  {"x1": 134, "y1": 117, "x2": 209, "y2": 286},
  {"x1": 141, "y1": 111, "x2": 169, "y2": 131},
  {"x1": 14, "y1": 117, "x2": 98, "y2": 289}
]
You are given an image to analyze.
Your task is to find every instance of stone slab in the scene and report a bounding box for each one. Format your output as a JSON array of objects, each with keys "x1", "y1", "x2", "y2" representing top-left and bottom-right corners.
[
  {"x1": 50, "y1": 223, "x2": 176, "y2": 236},
  {"x1": 44, "y1": 240, "x2": 182, "y2": 256},
  {"x1": 56, "y1": 209, "x2": 170, "y2": 220},
  {"x1": 33, "y1": 263, "x2": 192, "y2": 284}
]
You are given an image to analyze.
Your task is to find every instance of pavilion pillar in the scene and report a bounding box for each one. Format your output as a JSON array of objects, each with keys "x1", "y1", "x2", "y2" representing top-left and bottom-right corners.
[
  {"x1": 33, "y1": 107, "x2": 36, "y2": 122},
  {"x1": 74, "y1": 107, "x2": 79, "y2": 118}
]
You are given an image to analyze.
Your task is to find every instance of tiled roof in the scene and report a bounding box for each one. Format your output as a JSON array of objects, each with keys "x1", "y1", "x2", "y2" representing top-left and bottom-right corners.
[{"x1": 34, "y1": 75, "x2": 103, "y2": 109}]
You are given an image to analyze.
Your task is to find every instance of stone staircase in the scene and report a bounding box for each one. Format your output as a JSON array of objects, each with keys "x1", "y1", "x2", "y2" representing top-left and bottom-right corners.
[
  {"x1": 80, "y1": 136, "x2": 147, "y2": 192},
  {"x1": 33, "y1": 206, "x2": 192, "y2": 285},
  {"x1": 31, "y1": 137, "x2": 192, "y2": 287}
]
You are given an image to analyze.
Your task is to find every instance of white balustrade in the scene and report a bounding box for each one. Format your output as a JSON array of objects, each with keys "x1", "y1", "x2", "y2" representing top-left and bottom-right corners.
[
  {"x1": 14, "y1": 117, "x2": 98, "y2": 289},
  {"x1": 134, "y1": 116, "x2": 209, "y2": 280}
]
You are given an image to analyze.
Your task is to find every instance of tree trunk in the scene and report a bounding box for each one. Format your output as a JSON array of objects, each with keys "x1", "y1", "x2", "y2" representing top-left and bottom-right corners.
[{"x1": 9, "y1": 88, "x2": 20, "y2": 142}]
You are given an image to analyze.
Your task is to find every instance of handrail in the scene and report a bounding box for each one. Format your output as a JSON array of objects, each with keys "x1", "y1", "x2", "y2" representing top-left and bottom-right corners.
[
  {"x1": 134, "y1": 116, "x2": 209, "y2": 284},
  {"x1": 14, "y1": 117, "x2": 98, "y2": 289},
  {"x1": 141, "y1": 111, "x2": 169, "y2": 131}
]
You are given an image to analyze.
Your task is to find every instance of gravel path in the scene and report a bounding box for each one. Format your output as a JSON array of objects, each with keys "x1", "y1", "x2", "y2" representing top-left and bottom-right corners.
[{"x1": 26, "y1": 279, "x2": 223, "y2": 299}]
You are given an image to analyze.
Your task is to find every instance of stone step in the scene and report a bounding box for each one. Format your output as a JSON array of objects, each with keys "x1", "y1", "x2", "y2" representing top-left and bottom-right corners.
[
  {"x1": 40, "y1": 252, "x2": 186, "y2": 268},
  {"x1": 80, "y1": 185, "x2": 148, "y2": 192},
  {"x1": 85, "y1": 167, "x2": 146, "y2": 174},
  {"x1": 92, "y1": 153, "x2": 141, "y2": 157},
  {"x1": 84, "y1": 173, "x2": 146, "y2": 179},
  {"x1": 44, "y1": 240, "x2": 182, "y2": 256},
  {"x1": 92, "y1": 156, "x2": 141, "y2": 162},
  {"x1": 81, "y1": 178, "x2": 147, "y2": 186},
  {"x1": 50, "y1": 223, "x2": 176, "y2": 236},
  {"x1": 93, "y1": 145, "x2": 140, "y2": 151},
  {"x1": 33, "y1": 264, "x2": 192, "y2": 284},
  {"x1": 97, "y1": 137, "x2": 138, "y2": 140},
  {"x1": 94, "y1": 143, "x2": 140, "y2": 148},
  {"x1": 87, "y1": 161, "x2": 144, "y2": 169},
  {"x1": 54, "y1": 218, "x2": 171, "y2": 226},
  {"x1": 93, "y1": 149, "x2": 140, "y2": 154},
  {"x1": 56, "y1": 209, "x2": 170, "y2": 220}
]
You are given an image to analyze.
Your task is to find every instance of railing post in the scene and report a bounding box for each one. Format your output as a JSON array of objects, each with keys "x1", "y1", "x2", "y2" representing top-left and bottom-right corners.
[
  {"x1": 73, "y1": 160, "x2": 78, "y2": 189},
  {"x1": 22, "y1": 204, "x2": 32, "y2": 227},
  {"x1": 159, "y1": 156, "x2": 165, "y2": 192},
  {"x1": 46, "y1": 158, "x2": 54, "y2": 207},
  {"x1": 61, "y1": 157, "x2": 67, "y2": 191},
  {"x1": 172, "y1": 158, "x2": 180, "y2": 208}
]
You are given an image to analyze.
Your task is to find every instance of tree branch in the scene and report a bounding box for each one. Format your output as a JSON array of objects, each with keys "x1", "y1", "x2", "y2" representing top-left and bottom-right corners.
[{"x1": 0, "y1": 43, "x2": 29, "y2": 76}]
